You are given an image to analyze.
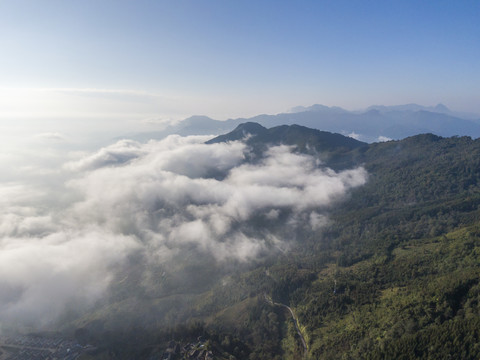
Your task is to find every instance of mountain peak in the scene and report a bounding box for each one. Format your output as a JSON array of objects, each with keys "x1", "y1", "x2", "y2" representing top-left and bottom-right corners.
[
  {"x1": 206, "y1": 122, "x2": 367, "y2": 156},
  {"x1": 434, "y1": 103, "x2": 449, "y2": 112},
  {"x1": 234, "y1": 122, "x2": 267, "y2": 133},
  {"x1": 205, "y1": 122, "x2": 267, "y2": 144},
  {"x1": 289, "y1": 104, "x2": 347, "y2": 114}
]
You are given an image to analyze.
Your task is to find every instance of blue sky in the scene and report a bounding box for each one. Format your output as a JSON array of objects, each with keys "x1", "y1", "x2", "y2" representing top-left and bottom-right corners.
[{"x1": 0, "y1": 0, "x2": 479, "y2": 123}]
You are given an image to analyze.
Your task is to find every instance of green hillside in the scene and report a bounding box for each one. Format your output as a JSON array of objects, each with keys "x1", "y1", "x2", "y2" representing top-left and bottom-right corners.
[
  {"x1": 207, "y1": 122, "x2": 366, "y2": 160},
  {"x1": 71, "y1": 128, "x2": 480, "y2": 359}
]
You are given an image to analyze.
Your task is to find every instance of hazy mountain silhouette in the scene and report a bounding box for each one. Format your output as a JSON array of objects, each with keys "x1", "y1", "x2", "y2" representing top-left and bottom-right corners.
[{"x1": 127, "y1": 104, "x2": 480, "y2": 143}]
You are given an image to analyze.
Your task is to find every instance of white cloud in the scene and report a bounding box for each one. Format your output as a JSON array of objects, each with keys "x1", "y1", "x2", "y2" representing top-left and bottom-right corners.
[
  {"x1": 309, "y1": 211, "x2": 330, "y2": 230},
  {"x1": 377, "y1": 135, "x2": 392, "y2": 142},
  {"x1": 0, "y1": 229, "x2": 139, "y2": 327},
  {"x1": 62, "y1": 139, "x2": 367, "y2": 269},
  {"x1": 140, "y1": 117, "x2": 182, "y2": 129},
  {"x1": 64, "y1": 139, "x2": 146, "y2": 171},
  {"x1": 0, "y1": 135, "x2": 367, "y2": 330},
  {"x1": 347, "y1": 131, "x2": 361, "y2": 140},
  {"x1": 33, "y1": 132, "x2": 66, "y2": 141}
]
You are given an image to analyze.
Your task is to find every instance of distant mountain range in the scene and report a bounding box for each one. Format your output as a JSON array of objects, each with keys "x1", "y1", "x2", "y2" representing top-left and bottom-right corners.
[{"x1": 128, "y1": 104, "x2": 480, "y2": 143}]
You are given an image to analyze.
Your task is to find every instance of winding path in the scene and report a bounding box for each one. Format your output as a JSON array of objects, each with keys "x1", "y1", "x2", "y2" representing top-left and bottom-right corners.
[{"x1": 264, "y1": 294, "x2": 308, "y2": 358}]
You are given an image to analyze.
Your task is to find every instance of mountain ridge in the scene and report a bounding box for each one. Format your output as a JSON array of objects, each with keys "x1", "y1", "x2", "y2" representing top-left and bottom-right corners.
[
  {"x1": 127, "y1": 104, "x2": 480, "y2": 144},
  {"x1": 206, "y1": 122, "x2": 367, "y2": 163}
]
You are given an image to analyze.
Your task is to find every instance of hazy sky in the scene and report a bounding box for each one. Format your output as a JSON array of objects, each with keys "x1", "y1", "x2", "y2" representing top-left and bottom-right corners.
[{"x1": 0, "y1": 0, "x2": 479, "y2": 125}]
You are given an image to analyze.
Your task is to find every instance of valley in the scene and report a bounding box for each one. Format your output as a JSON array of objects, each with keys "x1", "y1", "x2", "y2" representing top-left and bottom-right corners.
[{"x1": 37, "y1": 123, "x2": 480, "y2": 359}]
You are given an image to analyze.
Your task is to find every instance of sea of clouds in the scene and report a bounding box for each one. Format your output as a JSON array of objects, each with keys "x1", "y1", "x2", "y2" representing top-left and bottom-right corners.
[{"x1": 0, "y1": 135, "x2": 367, "y2": 330}]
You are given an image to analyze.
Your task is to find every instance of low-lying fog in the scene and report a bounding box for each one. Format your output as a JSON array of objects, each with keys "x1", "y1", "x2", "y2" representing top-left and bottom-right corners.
[{"x1": 0, "y1": 128, "x2": 367, "y2": 332}]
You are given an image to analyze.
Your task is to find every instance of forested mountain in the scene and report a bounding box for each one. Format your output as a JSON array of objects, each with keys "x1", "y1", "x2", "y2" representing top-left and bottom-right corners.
[
  {"x1": 206, "y1": 122, "x2": 366, "y2": 160},
  {"x1": 64, "y1": 125, "x2": 480, "y2": 359}
]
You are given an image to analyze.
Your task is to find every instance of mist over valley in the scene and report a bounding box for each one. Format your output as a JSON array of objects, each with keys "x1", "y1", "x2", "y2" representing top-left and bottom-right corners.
[
  {"x1": 2, "y1": 113, "x2": 480, "y2": 358},
  {"x1": 0, "y1": 123, "x2": 368, "y2": 331}
]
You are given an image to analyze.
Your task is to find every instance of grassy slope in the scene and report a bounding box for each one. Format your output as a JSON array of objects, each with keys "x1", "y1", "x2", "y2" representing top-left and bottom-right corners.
[{"x1": 299, "y1": 225, "x2": 480, "y2": 359}]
